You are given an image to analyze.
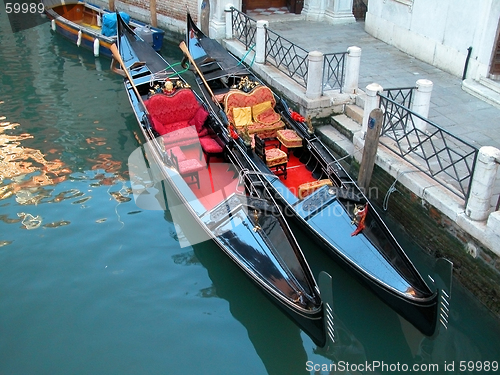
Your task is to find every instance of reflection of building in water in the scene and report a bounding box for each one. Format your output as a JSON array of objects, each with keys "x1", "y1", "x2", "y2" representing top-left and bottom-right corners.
[{"x1": 0, "y1": 116, "x2": 71, "y2": 202}]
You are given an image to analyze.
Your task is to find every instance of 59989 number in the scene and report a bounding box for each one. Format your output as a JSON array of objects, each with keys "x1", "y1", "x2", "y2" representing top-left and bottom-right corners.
[{"x1": 5, "y1": 2, "x2": 45, "y2": 14}]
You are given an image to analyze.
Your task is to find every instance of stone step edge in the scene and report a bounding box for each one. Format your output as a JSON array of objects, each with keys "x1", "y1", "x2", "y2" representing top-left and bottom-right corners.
[
  {"x1": 462, "y1": 79, "x2": 500, "y2": 110},
  {"x1": 330, "y1": 113, "x2": 362, "y2": 141}
]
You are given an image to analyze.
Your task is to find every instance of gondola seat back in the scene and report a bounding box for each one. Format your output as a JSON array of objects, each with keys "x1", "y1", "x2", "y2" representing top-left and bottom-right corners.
[
  {"x1": 145, "y1": 89, "x2": 209, "y2": 148},
  {"x1": 224, "y1": 86, "x2": 285, "y2": 139}
]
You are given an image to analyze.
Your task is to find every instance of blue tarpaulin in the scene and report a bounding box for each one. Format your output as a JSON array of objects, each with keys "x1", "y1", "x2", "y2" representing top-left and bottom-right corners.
[{"x1": 101, "y1": 12, "x2": 130, "y2": 37}]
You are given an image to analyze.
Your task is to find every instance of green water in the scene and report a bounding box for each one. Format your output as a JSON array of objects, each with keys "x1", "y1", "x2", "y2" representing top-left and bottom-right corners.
[{"x1": 0, "y1": 12, "x2": 499, "y2": 375}]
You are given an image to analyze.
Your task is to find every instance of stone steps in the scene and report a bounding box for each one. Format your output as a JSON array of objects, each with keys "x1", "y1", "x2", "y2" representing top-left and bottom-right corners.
[{"x1": 462, "y1": 78, "x2": 500, "y2": 109}]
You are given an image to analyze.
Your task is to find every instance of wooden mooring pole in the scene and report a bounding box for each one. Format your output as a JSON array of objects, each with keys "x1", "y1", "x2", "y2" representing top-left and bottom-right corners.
[
  {"x1": 358, "y1": 108, "x2": 383, "y2": 192},
  {"x1": 150, "y1": 0, "x2": 157, "y2": 27},
  {"x1": 108, "y1": 0, "x2": 115, "y2": 11}
]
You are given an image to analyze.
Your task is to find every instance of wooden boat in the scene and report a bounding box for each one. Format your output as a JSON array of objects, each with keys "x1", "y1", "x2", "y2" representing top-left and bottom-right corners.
[
  {"x1": 44, "y1": 0, "x2": 164, "y2": 58},
  {"x1": 111, "y1": 12, "x2": 333, "y2": 348},
  {"x1": 185, "y1": 12, "x2": 453, "y2": 337}
]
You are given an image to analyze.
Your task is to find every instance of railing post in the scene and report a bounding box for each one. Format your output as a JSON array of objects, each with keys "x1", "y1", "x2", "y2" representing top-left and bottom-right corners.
[
  {"x1": 255, "y1": 20, "x2": 268, "y2": 64},
  {"x1": 466, "y1": 146, "x2": 500, "y2": 221},
  {"x1": 225, "y1": 5, "x2": 233, "y2": 39},
  {"x1": 411, "y1": 79, "x2": 433, "y2": 132},
  {"x1": 362, "y1": 83, "x2": 383, "y2": 136},
  {"x1": 306, "y1": 51, "x2": 323, "y2": 99},
  {"x1": 343, "y1": 46, "x2": 361, "y2": 94}
]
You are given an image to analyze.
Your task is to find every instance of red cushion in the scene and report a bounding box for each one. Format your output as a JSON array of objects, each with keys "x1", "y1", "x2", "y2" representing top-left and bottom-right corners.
[
  {"x1": 198, "y1": 127, "x2": 209, "y2": 138},
  {"x1": 162, "y1": 126, "x2": 198, "y2": 146},
  {"x1": 145, "y1": 90, "x2": 201, "y2": 135},
  {"x1": 189, "y1": 106, "x2": 209, "y2": 133},
  {"x1": 200, "y1": 137, "x2": 223, "y2": 153},
  {"x1": 178, "y1": 159, "x2": 204, "y2": 174}
]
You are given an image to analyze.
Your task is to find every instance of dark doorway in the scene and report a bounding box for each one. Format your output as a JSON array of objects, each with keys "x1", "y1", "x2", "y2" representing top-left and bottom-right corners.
[
  {"x1": 243, "y1": 0, "x2": 288, "y2": 11},
  {"x1": 489, "y1": 19, "x2": 500, "y2": 80}
]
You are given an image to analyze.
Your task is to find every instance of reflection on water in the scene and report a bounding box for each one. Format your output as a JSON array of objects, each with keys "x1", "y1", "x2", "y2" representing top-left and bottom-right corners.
[{"x1": 0, "y1": 112, "x2": 70, "y2": 198}]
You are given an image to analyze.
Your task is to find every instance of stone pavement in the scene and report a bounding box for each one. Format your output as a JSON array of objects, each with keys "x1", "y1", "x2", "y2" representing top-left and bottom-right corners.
[{"x1": 247, "y1": 14, "x2": 500, "y2": 150}]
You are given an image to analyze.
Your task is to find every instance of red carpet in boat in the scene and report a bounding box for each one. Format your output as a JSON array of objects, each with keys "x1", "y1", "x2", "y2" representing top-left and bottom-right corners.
[
  {"x1": 179, "y1": 143, "x2": 319, "y2": 209},
  {"x1": 277, "y1": 148, "x2": 317, "y2": 197},
  {"x1": 179, "y1": 145, "x2": 241, "y2": 211}
]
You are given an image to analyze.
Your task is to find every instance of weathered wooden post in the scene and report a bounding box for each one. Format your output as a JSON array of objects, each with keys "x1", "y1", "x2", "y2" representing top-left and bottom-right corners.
[
  {"x1": 201, "y1": 0, "x2": 210, "y2": 36},
  {"x1": 150, "y1": 0, "x2": 157, "y2": 27},
  {"x1": 343, "y1": 46, "x2": 361, "y2": 94},
  {"x1": 362, "y1": 83, "x2": 383, "y2": 136},
  {"x1": 108, "y1": 0, "x2": 115, "y2": 11},
  {"x1": 358, "y1": 108, "x2": 383, "y2": 192},
  {"x1": 255, "y1": 20, "x2": 268, "y2": 64},
  {"x1": 306, "y1": 51, "x2": 323, "y2": 99}
]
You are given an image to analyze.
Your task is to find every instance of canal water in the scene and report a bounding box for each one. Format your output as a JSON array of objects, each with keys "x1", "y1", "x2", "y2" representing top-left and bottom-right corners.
[{"x1": 1, "y1": 13, "x2": 499, "y2": 375}]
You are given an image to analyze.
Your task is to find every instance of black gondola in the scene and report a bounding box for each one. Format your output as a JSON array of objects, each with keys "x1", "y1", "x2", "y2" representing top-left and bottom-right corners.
[
  {"x1": 111, "y1": 12, "x2": 333, "y2": 348},
  {"x1": 184, "y1": 12, "x2": 453, "y2": 337}
]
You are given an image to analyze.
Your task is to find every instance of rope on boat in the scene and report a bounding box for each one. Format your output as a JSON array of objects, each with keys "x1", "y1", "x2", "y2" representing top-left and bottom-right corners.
[
  {"x1": 237, "y1": 44, "x2": 256, "y2": 67},
  {"x1": 382, "y1": 170, "x2": 419, "y2": 211},
  {"x1": 148, "y1": 62, "x2": 190, "y2": 87}
]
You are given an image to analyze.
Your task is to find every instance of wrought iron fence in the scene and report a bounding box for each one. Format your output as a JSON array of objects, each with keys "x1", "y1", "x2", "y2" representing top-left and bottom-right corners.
[
  {"x1": 322, "y1": 52, "x2": 347, "y2": 93},
  {"x1": 229, "y1": 7, "x2": 345, "y2": 91},
  {"x1": 230, "y1": 8, "x2": 256, "y2": 49},
  {"x1": 378, "y1": 92, "x2": 478, "y2": 201},
  {"x1": 382, "y1": 87, "x2": 415, "y2": 107},
  {"x1": 265, "y1": 27, "x2": 309, "y2": 88}
]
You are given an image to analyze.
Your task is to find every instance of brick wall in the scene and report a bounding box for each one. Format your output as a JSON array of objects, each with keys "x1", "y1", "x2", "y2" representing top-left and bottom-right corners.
[
  {"x1": 113, "y1": 0, "x2": 199, "y2": 23},
  {"x1": 364, "y1": 163, "x2": 500, "y2": 317}
]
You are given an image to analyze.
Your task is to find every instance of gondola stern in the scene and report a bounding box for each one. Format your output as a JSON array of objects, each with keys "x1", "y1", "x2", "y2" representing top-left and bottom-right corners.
[
  {"x1": 429, "y1": 258, "x2": 453, "y2": 338},
  {"x1": 318, "y1": 271, "x2": 336, "y2": 350}
]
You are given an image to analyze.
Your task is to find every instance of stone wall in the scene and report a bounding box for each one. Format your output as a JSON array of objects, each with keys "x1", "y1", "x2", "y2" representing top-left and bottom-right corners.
[{"x1": 365, "y1": 0, "x2": 500, "y2": 80}]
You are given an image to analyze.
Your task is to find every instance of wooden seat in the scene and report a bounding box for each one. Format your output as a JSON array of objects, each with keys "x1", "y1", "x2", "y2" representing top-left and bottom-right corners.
[
  {"x1": 170, "y1": 150, "x2": 204, "y2": 189},
  {"x1": 254, "y1": 135, "x2": 288, "y2": 179},
  {"x1": 277, "y1": 129, "x2": 302, "y2": 156}
]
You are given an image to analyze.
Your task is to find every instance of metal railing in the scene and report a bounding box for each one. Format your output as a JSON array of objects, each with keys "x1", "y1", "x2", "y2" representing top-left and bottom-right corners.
[
  {"x1": 322, "y1": 52, "x2": 347, "y2": 93},
  {"x1": 231, "y1": 8, "x2": 256, "y2": 49},
  {"x1": 383, "y1": 87, "x2": 415, "y2": 107},
  {"x1": 230, "y1": 8, "x2": 345, "y2": 91},
  {"x1": 265, "y1": 27, "x2": 309, "y2": 88},
  {"x1": 378, "y1": 91, "x2": 478, "y2": 201}
]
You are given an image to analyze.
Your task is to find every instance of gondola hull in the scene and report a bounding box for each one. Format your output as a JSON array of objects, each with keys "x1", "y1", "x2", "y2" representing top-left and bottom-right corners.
[
  {"x1": 114, "y1": 12, "x2": 328, "y2": 347},
  {"x1": 185, "y1": 12, "x2": 452, "y2": 337}
]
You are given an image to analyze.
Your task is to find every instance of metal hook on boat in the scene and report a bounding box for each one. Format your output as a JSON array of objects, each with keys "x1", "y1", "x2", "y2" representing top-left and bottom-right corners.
[{"x1": 252, "y1": 210, "x2": 261, "y2": 232}]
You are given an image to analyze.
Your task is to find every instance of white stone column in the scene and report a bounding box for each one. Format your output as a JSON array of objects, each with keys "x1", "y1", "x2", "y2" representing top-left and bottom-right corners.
[
  {"x1": 343, "y1": 46, "x2": 361, "y2": 94},
  {"x1": 306, "y1": 51, "x2": 324, "y2": 99},
  {"x1": 411, "y1": 79, "x2": 433, "y2": 133},
  {"x1": 210, "y1": 0, "x2": 232, "y2": 39},
  {"x1": 325, "y1": 0, "x2": 356, "y2": 24},
  {"x1": 465, "y1": 146, "x2": 500, "y2": 221},
  {"x1": 362, "y1": 83, "x2": 383, "y2": 135},
  {"x1": 255, "y1": 20, "x2": 268, "y2": 65},
  {"x1": 302, "y1": 0, "x2": 326, "y2": 20},
  {"x1": 225, "y1": 4, "x2": 233, "y2": 39}
]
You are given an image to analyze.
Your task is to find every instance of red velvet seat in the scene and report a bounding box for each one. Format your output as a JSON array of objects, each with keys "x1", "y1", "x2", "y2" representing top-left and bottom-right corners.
[
  {"x1": 170, "y1": 150, "x2": 204, "y2": 189},
  {"x1": 144, "y1": 89, "x2": 209, "y2": 149},
  {"x1": 199, "y1": 137, "x2": 224, "y2": 165}
]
